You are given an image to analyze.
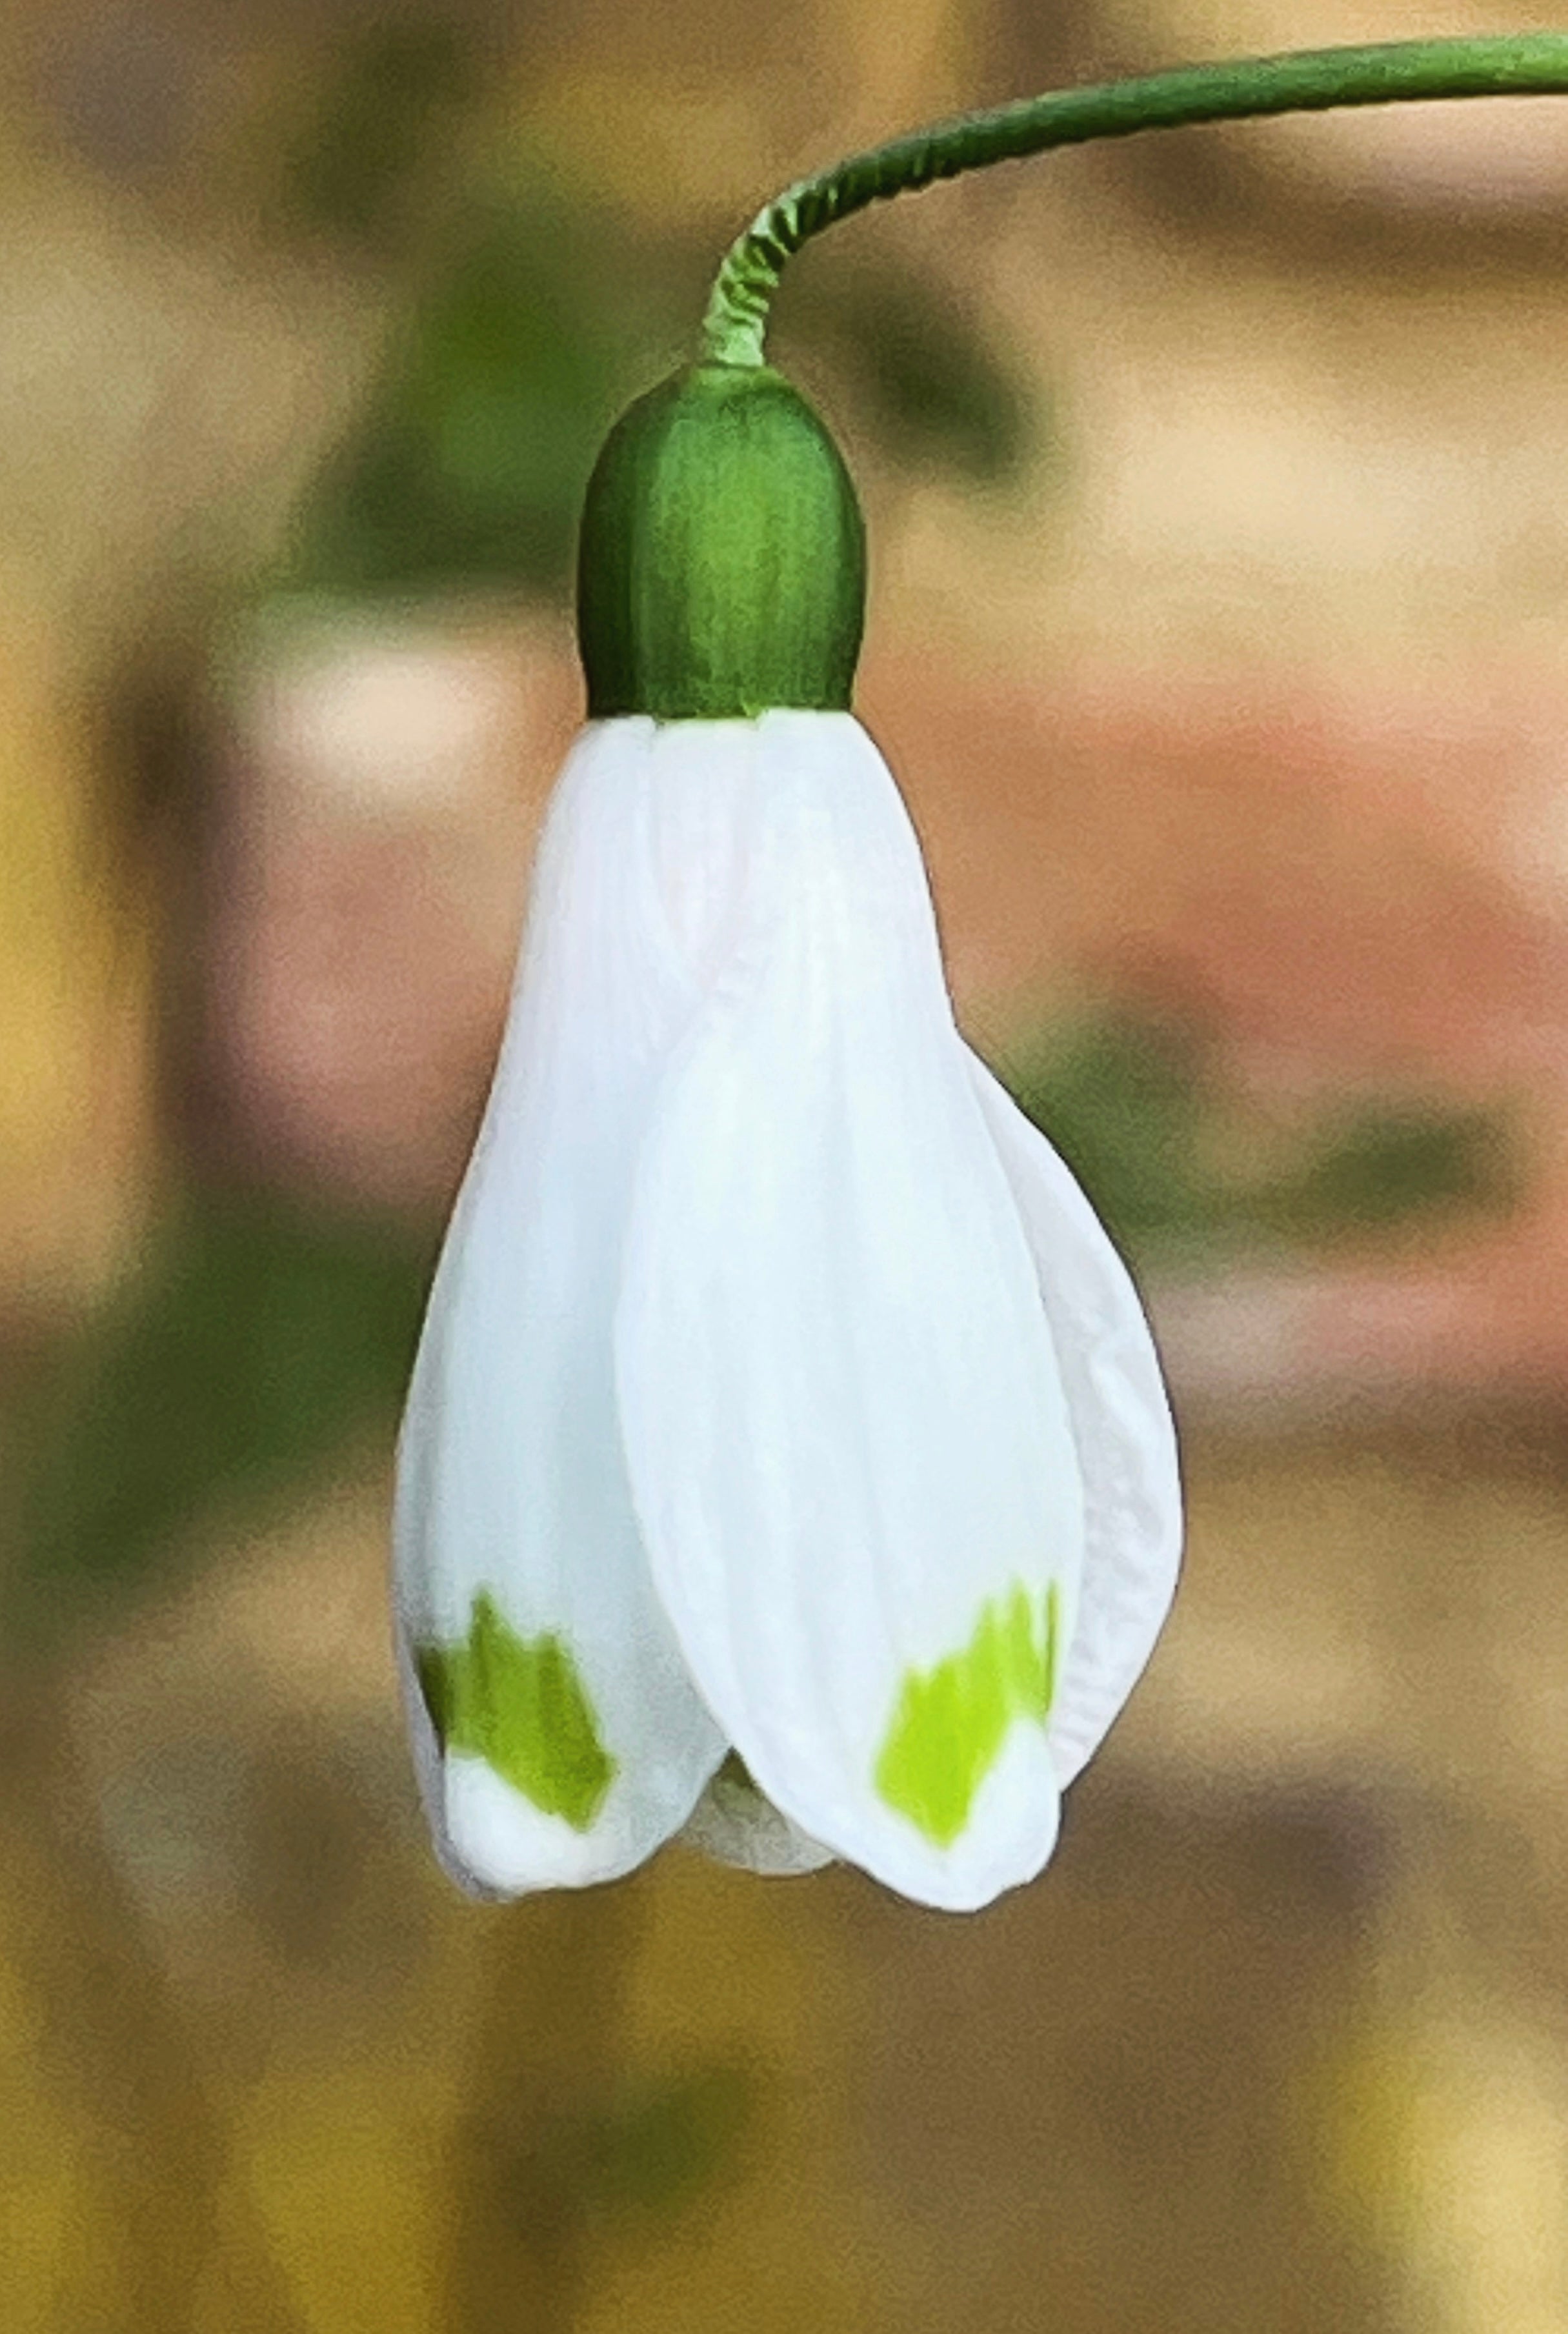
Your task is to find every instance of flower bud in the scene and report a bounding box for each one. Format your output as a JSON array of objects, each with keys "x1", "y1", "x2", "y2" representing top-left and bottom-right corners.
[{"x1": 576, "y1": 363, "x2": 865, "y2": 721}]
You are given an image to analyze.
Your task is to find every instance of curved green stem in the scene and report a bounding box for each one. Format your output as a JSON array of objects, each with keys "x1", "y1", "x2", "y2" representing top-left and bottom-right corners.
[{"x1": 702, "y1": 34, "x2": 1568, "y2": 368}]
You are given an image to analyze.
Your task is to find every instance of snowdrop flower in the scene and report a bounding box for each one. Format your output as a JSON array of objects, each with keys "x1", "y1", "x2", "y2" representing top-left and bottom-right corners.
[
  {"x1": 394, "y1": 362, "x2": 1181, "y2": 1910},
  {"x1": 391, "y1": 28, "x2": 1568, "y2": 1913}
]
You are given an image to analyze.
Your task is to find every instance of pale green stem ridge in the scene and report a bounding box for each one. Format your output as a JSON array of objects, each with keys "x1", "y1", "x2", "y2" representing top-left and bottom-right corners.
[{"x1": 701, "y1": 34, "x2": 1568, "y2": 368}]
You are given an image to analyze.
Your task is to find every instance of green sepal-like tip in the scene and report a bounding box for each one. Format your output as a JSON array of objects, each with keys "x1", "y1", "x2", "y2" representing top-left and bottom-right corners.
[{"x1": 576, "y1": 363, "x2": 865, "y2": 721}]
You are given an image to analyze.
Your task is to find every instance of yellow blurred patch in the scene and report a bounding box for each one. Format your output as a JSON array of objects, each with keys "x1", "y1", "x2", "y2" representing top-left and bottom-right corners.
[{"x1": 0, "y1": 574, "x2": 155, "y2": 1314}]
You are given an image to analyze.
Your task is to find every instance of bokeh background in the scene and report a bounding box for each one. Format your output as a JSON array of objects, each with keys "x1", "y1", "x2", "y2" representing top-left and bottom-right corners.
[{"x1": 5, "y1": 0, "x2": 1568, "y2": 2326}]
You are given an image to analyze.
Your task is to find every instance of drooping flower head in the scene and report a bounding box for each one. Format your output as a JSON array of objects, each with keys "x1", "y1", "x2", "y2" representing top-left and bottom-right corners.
[
  {"x1": 394, "y1": 32, "x2": 1568, "y2": 1907},
  {"x1": 394, "y1": 348, "x2": 1180, "y2": 1910}
]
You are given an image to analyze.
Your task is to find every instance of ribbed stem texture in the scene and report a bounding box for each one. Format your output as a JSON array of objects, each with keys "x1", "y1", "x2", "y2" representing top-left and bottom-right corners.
[{"x1": 702, "y1": 34, "x2": 1568, "y2": 367}]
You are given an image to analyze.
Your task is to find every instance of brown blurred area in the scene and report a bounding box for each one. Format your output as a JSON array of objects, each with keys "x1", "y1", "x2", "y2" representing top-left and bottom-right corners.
[{"x1": 5, "y1": 1, "x2": 1568, "y2": 2328}]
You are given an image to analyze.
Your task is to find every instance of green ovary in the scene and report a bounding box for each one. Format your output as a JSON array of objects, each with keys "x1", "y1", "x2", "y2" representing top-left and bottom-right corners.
[
  {"x1": 417, "y1": 1591, "x2": 616, "y2": 1832},
  {"x1": 875, "y1": 1582, "x2": 1061, "y2": 1847}
]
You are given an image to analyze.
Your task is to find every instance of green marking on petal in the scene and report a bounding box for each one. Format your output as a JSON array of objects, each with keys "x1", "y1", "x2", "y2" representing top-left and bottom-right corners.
[
  {"x1": 874, "y1": 1582, "x2": 1060, "y2": 1847},
  {"x1": 416, "y1": 1590, "x2": 616, "y2": 1832}
]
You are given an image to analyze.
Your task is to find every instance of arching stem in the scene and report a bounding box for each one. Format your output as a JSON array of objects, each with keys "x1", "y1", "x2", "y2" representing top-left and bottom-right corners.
[{"x1": 701, "y1": 34, "x2": 1568, "y2": 368}]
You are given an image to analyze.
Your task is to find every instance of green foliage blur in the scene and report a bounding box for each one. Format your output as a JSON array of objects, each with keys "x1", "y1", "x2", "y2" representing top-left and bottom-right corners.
[
  {"x1": 1005, "y1": 1011, "x2": 1520, "y2": 1271},
  {"x1": 572, "y1": 2063, "x2": 757, "y2": 2220},
  {"x1": 785, "y1": 257, "x2": 1038, "y2": 485},
  {"x1": 281, "y1": 23, "x2": 479, "y2": 252},
  {"x1": 9, "y1": 1188, "x2": 431, "y2": 1636},
  {"x1": 294, "y1": 188, "x2": 675, "y2": 600}
]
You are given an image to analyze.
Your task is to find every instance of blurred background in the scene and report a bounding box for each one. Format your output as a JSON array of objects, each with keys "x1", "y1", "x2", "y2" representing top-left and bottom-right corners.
[{"x1": 5, "y1": 0, "x2": 1568, "y2": 2326}]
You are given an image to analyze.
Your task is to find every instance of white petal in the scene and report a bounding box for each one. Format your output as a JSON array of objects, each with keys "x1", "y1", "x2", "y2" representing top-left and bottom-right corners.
[
  {"x1": 965, "y1": 1058, "x2": 1183, "y2": 1785},
  {"x1": 395, "y1": 717, "x2": 768, "y2": 1895},
  {"x1": 681, "y1": 1756, "x2": 837, "y2": 1876},
  {"x1": 616, "y1": 712, "x2": 1083, "y2": 1912}
]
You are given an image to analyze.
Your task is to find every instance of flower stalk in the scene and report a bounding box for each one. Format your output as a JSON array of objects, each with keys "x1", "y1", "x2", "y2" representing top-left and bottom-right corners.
[{"x1": 702, "y1": 34, "x2": 1568, "y2": 368}]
